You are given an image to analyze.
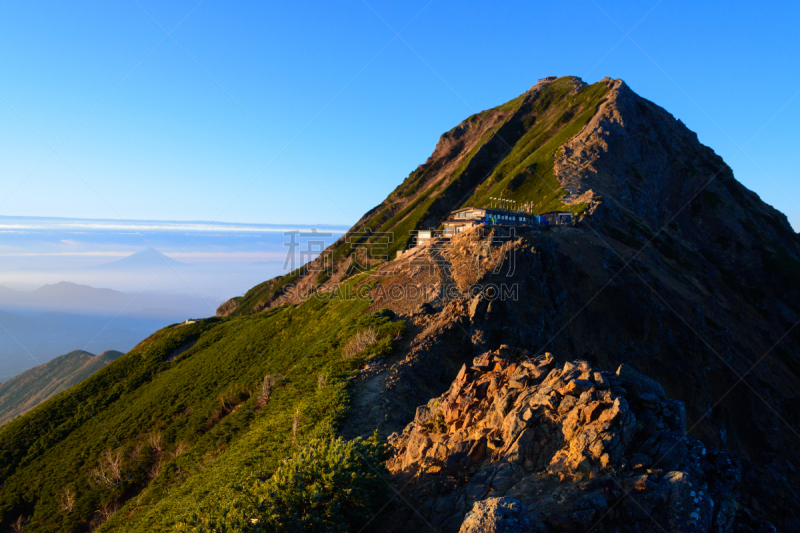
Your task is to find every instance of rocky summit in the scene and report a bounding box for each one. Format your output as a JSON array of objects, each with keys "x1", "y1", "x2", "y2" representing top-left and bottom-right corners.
[{"x1": 385, "y1": 347, "x2": 748, "y2": 532}]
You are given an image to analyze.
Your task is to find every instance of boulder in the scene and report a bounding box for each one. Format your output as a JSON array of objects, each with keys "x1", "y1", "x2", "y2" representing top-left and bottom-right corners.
[
  {"x1": 458, "y1": 497, "x2": 532, "y2": 533},
  {"x1": 592, "y1": 371, "x2": 610, "y2": 389},
  {"x1": 616, "y1": 364, "x2": 665, "y2": 398}
]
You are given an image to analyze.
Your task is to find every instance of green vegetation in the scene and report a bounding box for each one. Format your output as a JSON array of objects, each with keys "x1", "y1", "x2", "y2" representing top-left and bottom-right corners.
[
  {"x1": 467, "y1": 79, "x2": 609, "y2": 214},
  {"x1": 0, "y1": 349, "x2": 123, "y2": 425},
  {"x1": 343, "y1": 312, "x2": 406, "y2": 360},
  {"x1": 422, "y1": 412, "x2": 447, "y2": 434},
  {"x1": 226, "y1": 269, "x2": 303, "y2": 316},
  {"x1": 177, "y1": 433, "x2": 389, "y2": 533},
  {"x1": 220, "y1": 77, "x2": 608, "y2": 313},
  {"x1": 397, "y1": 164, "x2": 433, "y2": 198},
  {"x1": 340, "y1": 78, "x2": 608, "y2": 265},
  {"x1": 380, "y1": 193, "x2": 440, "y2": 258},
  {"x1": 0, "y1": 282, "x2": 405, "y2": 532}
]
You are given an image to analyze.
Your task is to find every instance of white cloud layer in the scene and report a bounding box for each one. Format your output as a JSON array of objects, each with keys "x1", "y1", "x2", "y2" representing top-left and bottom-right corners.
[{"x1": 0, "y1": 216, "x2": 349, "y2": 235}]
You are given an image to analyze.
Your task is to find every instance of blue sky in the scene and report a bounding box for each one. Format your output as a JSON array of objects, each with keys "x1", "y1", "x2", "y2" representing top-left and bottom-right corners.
[{"x1": 0, "y1": 0, "x2": 799, "y2": 228}]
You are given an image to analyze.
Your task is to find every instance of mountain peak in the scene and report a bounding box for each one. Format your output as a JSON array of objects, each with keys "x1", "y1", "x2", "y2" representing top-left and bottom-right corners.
[
  {"x1": 219, "y1": 76, "x2": 799, "y2": 318},
  {"x1": 95, "y1": 248, "x2": 187, "y2": 270}
]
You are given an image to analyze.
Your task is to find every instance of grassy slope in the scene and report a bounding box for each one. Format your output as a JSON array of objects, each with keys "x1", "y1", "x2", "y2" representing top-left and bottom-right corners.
[
  {"x1": 0, "y1": 350, "x2": 123, "y2": 426},
  {"x1": 339, "y1": 78, "x2": 609, "y2": 260},
  {"x1": 222, "y1": 79, "x2": 610, "y2": 316},
  {"x1": 466, "y1": 78, "x2": 609, "y2": 212},
  {"x1": 226, "y1": 269, "x2": 302, "y2": 317},
  {"x1": 0, "y1": 284, "x2": 402, "y2": 532}
]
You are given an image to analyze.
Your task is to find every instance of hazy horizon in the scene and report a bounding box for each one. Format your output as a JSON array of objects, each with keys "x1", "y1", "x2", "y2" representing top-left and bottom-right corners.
[
  {"x1": 0, "y1": 214, "x2": 348, "y2": 298},
  {"x1": 0, "y1": 213, "x2": 347, "y2": 380}
]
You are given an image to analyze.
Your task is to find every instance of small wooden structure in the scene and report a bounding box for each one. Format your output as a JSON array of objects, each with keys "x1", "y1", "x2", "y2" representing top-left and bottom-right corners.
[
  {"x1": 442, "y1": 207, "x2": 486, "y2": 235},
  {"x1": 417, "y1": 230, "x2": 433, "y2": 244}
]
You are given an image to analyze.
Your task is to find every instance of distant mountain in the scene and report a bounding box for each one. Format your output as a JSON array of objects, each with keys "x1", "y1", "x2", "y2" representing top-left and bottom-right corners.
[
  {"x1": 0, "y1": 349, "x2": 123, "y2": 425},
  {"x1": 0, "y1": 282, "x2": 215, "y2": 381},
  {"x1": 0, "y1": 285, "x2": 18, "y2": 298},
  {"x1": 30, "y1": 281, "x2": 121, "y2": 301},
  {"x1": 0, "y1": 310, "x2": 180, "y2": 381},
  {"x1": 94, "y1": 248, "x2": 188, "y2": 270},
  {"x1": 0, "y1": 281, "x2": 207, "y2": 317}
]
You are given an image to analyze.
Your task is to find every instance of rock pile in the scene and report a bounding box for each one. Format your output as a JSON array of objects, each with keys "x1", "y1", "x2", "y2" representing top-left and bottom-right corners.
[{"x1": 387, "y1": 347, "x2": 749, "y2": 532}]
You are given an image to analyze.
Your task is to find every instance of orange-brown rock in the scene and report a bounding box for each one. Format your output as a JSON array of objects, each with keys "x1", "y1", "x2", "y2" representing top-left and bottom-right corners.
[{"x1": 386, "y1": 349, "x2": 746, "y2": 533}]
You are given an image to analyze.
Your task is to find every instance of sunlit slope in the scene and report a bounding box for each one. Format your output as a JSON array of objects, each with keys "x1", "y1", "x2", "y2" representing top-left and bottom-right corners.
[
  {"x1": 0, "y1": 284, "x2": 403, "y2": 532},
  {"x1": 0, "y1": 349, "x2": 123, "y2": 426},
  {"x1": 218, "y1": 77, "x2": 610, "y2": 317}
]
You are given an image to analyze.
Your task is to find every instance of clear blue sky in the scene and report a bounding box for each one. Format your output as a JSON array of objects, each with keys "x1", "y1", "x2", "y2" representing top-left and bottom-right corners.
[{"x1": 1, "y1": 0, "x2": 799, "y2": 228}]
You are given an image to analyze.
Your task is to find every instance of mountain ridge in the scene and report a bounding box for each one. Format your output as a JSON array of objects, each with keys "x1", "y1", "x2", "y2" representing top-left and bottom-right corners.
[
  {"x1": 217, "y1": 76, "x2": 799, "y2": 319},
  {"x1": 0, "y1": 281, "x2": 208, "y2": 317},
  {"x1": 0, "y1": 349, "x2": 123, "y2": 425},
  {"x1": 1, "y1": 77, "x2": 799, "y2": 532}
]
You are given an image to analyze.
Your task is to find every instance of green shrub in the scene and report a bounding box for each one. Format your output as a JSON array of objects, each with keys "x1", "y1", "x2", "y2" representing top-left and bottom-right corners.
[
  {"x1": 177, "y1": 433, "x2": 389, "y2": 533},
  {"x1": 346, "y1": 313, "x2": 407, "y2": 361},
  {"x1": 342, "y1": 327, "x2": 379, "y2": 359},
  {"x1": 422, "y1": 412, "x2": 447, "y2": 434}
]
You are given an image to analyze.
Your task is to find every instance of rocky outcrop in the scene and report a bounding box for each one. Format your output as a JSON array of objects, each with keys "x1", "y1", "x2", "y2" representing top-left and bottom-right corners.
[
  {"x1": 386, "y1": 347, "x2": 756, "y2": 532},
  {"x1": 458, "y1": 497, "x2": 532, "y2": 533},
  {"x1": 215, "y1": 296, "x2": 241, "y2": 317}
]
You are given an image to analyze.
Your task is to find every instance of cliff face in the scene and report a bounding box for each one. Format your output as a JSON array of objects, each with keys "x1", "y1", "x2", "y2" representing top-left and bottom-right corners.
[
  {"x1": 553, "y1": 79, "x2": 799, "y2": 299},
  {"x1": 554, "y1": 78, "x2": 721, "y2": 218}
]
